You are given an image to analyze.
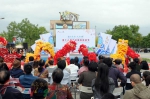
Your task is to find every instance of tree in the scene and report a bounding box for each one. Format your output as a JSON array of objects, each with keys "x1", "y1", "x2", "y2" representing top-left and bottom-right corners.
[
  {"x1": 106, "y1": 25, "x2": 142, "y2": 48},
  {"x1": 0, "y1": 18, "x2": 48, "y2": 46}
]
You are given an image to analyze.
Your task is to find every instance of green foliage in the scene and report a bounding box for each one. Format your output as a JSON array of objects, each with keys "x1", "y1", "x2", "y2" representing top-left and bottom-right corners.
[
  {"x1": 0, "y1": 18, "x2": 48, "y2": 46},
  {"x1": 106, "y1": 25, "x2": 142, "y2": 48}
]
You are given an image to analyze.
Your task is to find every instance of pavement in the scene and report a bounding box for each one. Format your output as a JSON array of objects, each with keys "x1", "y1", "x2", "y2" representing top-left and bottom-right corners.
[{"x1": 139, "y1": 52, "x2": 150, "y2": 59}]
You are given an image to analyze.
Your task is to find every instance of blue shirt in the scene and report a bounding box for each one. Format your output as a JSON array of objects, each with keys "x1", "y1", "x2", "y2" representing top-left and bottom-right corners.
[{"x1": 19, "y1": 74, "x2": 38, "y2": 88}]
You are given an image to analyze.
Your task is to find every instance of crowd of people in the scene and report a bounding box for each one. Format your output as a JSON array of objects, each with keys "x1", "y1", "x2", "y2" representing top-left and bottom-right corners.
[{"x1": 0, "y1": 54, "x2": 150, "y2": 99}]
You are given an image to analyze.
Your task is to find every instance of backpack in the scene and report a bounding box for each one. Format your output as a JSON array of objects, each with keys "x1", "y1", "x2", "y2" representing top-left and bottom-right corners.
[{"x1": 46, "y1": 85, "x2": 68, "y2": 99}]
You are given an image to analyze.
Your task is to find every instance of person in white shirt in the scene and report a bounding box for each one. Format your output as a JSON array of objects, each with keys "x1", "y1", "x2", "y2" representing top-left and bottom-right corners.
[{"x1": 66, "y1": 59, "x2": 79, "y2": 81}]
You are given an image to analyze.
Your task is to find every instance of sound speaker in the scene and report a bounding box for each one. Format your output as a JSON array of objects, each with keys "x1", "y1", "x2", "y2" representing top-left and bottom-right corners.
[{"x1": 23, "y1": 43, "x2": 28, "y2": 49}]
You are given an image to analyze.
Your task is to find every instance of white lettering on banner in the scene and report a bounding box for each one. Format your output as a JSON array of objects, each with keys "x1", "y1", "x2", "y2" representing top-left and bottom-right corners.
[{"x1": 56, "y1": 29, "x2": 95, "y2": 51}]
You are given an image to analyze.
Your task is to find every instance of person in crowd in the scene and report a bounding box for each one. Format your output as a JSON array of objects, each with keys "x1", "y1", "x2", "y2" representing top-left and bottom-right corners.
[
  {"x1": 0, "y1": 63, "x2": 9, "y2": 71},
  {"x1": 0, "y1": 69, "x2": 24, "y2": 99},
  {"x1": 123, "y1": 74, "x2": 150, "y2": 99},
  {"x1": 146, "y1": 75, "x2": 150, "y2": 87},
  {"x1": 46, "y1": 59, "x2": 56, "y2": 74},
  {"x1": 28, "y1": 56, "x2": 34, "y2": 67},
  {"x1": 57, "y1": 60, "x2": 71, "y2": 85},
  {"x1": 66, "y1": 59, "x2": 79, "y2": 81},
  {"x1": 19, "y1": 64, "x2": 38, "y2": 88},
  {"x1": 80, "y1": 56, "x2": 88, "y2": 66},
  {"x1": 21, "y1": 56, "x2": 25, "y2": 66},
  {"x1": 34, "y1": 59, "x2": 48, "y2": 79},
  {"x1": 78, "y1": 61, "x2": 97, "y2": 99},
  {"x1": 92, "y1": 63, "x2": 115, "y2": 99},
  {"x1": 126, "y1": 62, "x2": 141, "y2": 90},
  {"x1": 133, "y1": 58, "x2": 141, "y2": 72},
  {"x1": 142, "y1": 71, "x2": 150, "y2": 85},
  {"x1": 47, "y1": 68, "x2": 73, "y2": 99},
  {"x1": 113, "y1": 59, "x2": 124, "y2": 72},
  {"x1": 10, "y1": 58, "x2": 24, "y2": 78},
  {"x1": 0, "y1": 56, "x2": 4, "y2": 65},
  {"x1": 31, "y1": 78, "x2": 48, "y2": 99},
  {"x1": 78, "y1": 58, "x2": 89, "y2": 75},
  {"x1": 103, "y1": 57, "x2": 126, "y2": 87},
  {"x1": 31, "y1": 61, "x2": 39, "y2": 75},
  {"x1": 97, "y1": 55, "x2": 105, "y2": 64},
  {"x1": 19, "y1": 64, "x2": 38, "y2": 99},
  {"x1": 140, "y1": 60, "x2": 149, "y2": 70},
  {"x1": 74, "y1": 56, "x2": 81, "y2": 69},
  {"x1": 101, "y1": 93, "x2": 116, "y2": 99}
]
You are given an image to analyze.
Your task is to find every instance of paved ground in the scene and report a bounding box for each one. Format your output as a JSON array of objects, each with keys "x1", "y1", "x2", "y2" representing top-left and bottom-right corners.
[{"x1": 139, "y1": 52, "x2": 150, "y2": 59}]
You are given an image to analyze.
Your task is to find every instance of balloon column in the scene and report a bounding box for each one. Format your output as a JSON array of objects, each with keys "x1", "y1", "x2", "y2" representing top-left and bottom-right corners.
[{"x1": 54, "y1": 40, "x2": 77, "y2": 65}]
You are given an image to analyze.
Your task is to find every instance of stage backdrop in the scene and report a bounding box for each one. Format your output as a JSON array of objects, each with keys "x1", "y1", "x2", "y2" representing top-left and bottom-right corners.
[{"x1": 56, "y1": 29, "x2": 95, "y2": 51}]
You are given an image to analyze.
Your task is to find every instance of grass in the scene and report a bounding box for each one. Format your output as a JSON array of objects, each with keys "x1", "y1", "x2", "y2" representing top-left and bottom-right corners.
[{"x1": 142, "y1": 58, "x2": 150, "y2": 62}]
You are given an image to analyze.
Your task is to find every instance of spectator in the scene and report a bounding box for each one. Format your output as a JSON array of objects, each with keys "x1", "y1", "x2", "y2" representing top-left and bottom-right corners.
[
  {"x1": 103, "y1": 58, "x2": 126, "y2": 87},
  {"x1": 126, "y1": 62, "x2": 141, "y2": 90},
  {"x1": 92, "y1": 63, "x2": 115, "y2": 99},
  {"x1": 31, "y1": 78, "x2": 48, "y2": 99},
  {"x1": 20, "y1": 56, "x2": 25, "y2": 66},
  {"x1": 98, "y1": 55, "x2": 105, "y2": 64},
  {"x1": 78, "y1": 58, "x2": 89, "y2": 75},
  {"x1": 133, "y1": 58, "x2": 141, "y2": 72},
  {"x1": 34, "y1": 59, "x2": 48, "y2": 79},
  {"x1": 0, "y1": 63, "x2": 9, "y2": 71},
  {"x1": 80, "y1": 56, "x2": 88, "y2": 66},
  {"x1": 31, "y1": 61, "x2": 39, "y2": 75},
  {"x1": 19, "y1": 64, "x2": 38, "y2": 88},
  {"x1": 46, "y1": 59, "x2": 56, "y2": 74},
  {"x1": 0, "y1": 56, "x2": 4, "y2": 64},
  {"x1": 101, "y1": 93, "x2": 116, "y2": 99},
  {"x1": 57, "y1": 60, "x2": 71, "y2": 85},
  {"x1": 123, "y1": 74, "x2": 150, "y2": 99},
  {"x1": 66, "y1": 59, "x2": 79, "y2": 81},
  {"x1": 10, "y1": 58, "x2": 24, "y2": 78},
  {"x1": 142, "y1": 71, "x2": 150, "y2": 85},
  {"x1": 140, "y1": 61, "x2": 149, "y2": 70},
  {"x1": 0, "y1": 69, "x2": 24, "y2": 99},
  {"x1": 113, "y1": 59, "x2": 124, "y2": 72},
  {"x1": 78, "y1": 61, "x2": 97, "y2": 99},
  {"x1": 47, "y1": 68, "x2": 73, "y2": 99},
  {"x1": 146, "y1": 75, "x2": 150, "y2": 87},
  {"x1": 74, "y1": 57, "x2": 81, "y2": 68},
  {"x1": 28, "y1": 56, "x2": 34, "y2": 67}
]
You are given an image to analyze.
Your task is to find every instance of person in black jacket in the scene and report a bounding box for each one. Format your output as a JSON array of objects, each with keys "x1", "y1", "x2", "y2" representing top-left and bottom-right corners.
[
  {"x1": 0, "y1": 69, "x2": 24, "y2": 99},
  {"x1": 125, "y1": 62, "x2": 141, "y2": 90}
]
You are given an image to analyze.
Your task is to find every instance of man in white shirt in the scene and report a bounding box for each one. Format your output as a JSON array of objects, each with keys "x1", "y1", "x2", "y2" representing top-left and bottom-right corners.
[{"x1": 66, "y1": 59, "x2": 79, "y2": 81}]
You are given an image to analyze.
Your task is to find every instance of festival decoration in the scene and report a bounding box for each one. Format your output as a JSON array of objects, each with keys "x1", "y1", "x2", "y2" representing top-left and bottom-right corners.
[
  {"x1": 126, "y1": 46, "x2": 140, "y2": 59},
  {"x1": 0, "y1": 36, "x2": 21, "y2": 64},
  {"x1": 54, "y1": 40, "x2": 77, "y2": 65},
  {"x1": 78, "y1": 44, "x2": 97, "y2": 62},
  {"x1": 26, "y1": 40, "x2": 55, "y2": 62}
]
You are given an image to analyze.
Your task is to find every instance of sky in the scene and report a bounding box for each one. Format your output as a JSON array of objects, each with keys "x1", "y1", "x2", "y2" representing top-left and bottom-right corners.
[{"x1": 0, "y1": 0, "x2": 150, "y2": 36}]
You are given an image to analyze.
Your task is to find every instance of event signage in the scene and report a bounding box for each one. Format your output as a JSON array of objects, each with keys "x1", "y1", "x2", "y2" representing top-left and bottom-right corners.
[{"x1": 56, "y1": 29, "x2": 95, "y2": 51}]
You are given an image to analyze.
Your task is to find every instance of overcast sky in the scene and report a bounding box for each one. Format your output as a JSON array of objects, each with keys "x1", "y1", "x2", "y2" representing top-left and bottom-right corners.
[{"x1": 0, "y1": 0, "x2": 150, "y2": 36}]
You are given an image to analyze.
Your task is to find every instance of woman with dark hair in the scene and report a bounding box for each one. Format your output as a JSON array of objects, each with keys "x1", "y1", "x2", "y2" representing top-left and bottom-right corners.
[
  {"x1": 78, "y1": 58, "x2": 89, "y2": 75},
  {"x1": 125, "y1": 62, "x2": 141, "y2": 90},
  {"x1": 34, "y1": 59, "x2": 48, "y2": 79},
  {"x1": 74, "y1": 57, "x2": 81, "y2": 69},
  {"x1": 78, "y1": 61, "x2": 97, "y2": 99},
  {"x1": 47, "y1": 68, "x2": 73, "y2": 99},
  {"x1": 0, "y1": 63, "x2": 9, "y2": 71},
  {"x1": 142, "y1": 71, "x2": 150, "y2": 85},
  {"x1": 140, "y1": 60, "x2": 149, "y2": 70},
  {"x1": 31, "y1": 78, "x2": 48, "y2": 99},
  {"x1": 92, "y1": 63, "x2": 115, "y2": 99}
]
